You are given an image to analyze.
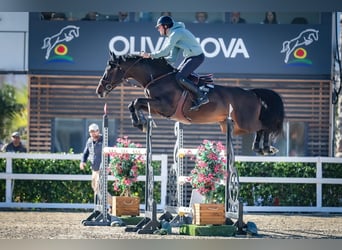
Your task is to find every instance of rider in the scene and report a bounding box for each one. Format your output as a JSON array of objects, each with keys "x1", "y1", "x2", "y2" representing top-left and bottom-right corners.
[{"x1": 141, "y1": 15, "x2": 209, "y2": 111}]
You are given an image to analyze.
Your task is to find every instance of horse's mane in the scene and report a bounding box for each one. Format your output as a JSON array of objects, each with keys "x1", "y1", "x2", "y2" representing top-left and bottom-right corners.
[{"x1": 122, "y1": 54, "x2": 176, "y2": 73}]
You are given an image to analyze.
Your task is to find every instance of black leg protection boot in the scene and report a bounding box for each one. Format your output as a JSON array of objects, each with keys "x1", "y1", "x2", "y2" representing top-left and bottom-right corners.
[{"x1": 177, "y1": 77, "x2": 209, "y2": 111}]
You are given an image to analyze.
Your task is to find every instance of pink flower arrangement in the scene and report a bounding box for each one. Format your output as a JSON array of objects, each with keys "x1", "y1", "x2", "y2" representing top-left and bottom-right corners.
[
  {"x1": 109, "y1": 136, "x2": 145, "y2": 196},
  {"x1": 187, "y1": 140, "x2": 227, "y2": 202}
]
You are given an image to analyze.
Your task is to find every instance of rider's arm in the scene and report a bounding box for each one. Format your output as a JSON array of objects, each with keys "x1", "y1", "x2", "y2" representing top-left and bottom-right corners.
[{"x1": 151, "y1": 31, "x2": 180, "y2": 59}]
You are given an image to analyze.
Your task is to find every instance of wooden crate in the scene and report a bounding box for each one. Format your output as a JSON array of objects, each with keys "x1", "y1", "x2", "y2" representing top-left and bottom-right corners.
[
  {"x1": 192, "y1": 203, "x2": 225, "y2": 225},
  {"x1": 112, "y1": 196, "x2": 140, "y2": 216}
]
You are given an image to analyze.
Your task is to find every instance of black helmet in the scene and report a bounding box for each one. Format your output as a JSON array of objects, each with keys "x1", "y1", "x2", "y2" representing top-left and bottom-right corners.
[{"x1": 155, "y1": 16, "x2": 174, "y2": 28}]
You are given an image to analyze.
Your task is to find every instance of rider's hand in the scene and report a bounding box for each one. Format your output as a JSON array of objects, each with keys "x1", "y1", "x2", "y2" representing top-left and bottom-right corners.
[{"x1": 141, "y1": 52, "x2": 151, "y2": 58}]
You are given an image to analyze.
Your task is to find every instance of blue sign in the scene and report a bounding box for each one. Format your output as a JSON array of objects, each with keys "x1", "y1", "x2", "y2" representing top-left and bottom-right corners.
[{"x1": 29, "y1": 20, "x2": 332, "y2": 79}]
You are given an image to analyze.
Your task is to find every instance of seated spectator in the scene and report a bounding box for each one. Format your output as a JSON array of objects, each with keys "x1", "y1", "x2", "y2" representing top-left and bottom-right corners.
[
  {"x1": 230, "y1": 12, "x2": 246, "y2": 24},
  {"x1": 50, "y1": 12, "x2": 67, "y2": 21},
  {"x1": 118, "y1": 11, "x2": 130, "y2": 22},
  {"x1": 291, "y1": 17, "x2": 308, "y2": 24},
  {"x1": 194, "y1": 12, "x2": 208, "y2": 23},
  {"x1": 261, "y1": 11, "x2": 278, "y2": 24},
  {"x1": 82, "y1": 12, "x2": 99, "y2": 21},
  {"x1": 40, "y1": 12, "x2": 54, "y2": 20}
]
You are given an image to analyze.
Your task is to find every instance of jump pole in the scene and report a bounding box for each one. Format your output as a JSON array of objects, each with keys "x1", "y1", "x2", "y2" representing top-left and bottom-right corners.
[
  {"x1": 170, "y1": 104, "x2": 244, "y2": 231},
  {"x1": 125, "y1": 114, "x2": 160, "y2": 234},
  {"x1": 225, "y1": 105, "x2": 244, "y2": 233},
  {"x1": 82, "y1": 103, "x2": 123, "y2": 226}
]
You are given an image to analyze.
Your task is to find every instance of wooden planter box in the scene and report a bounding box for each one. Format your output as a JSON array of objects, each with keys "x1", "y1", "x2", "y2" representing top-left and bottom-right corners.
[
  {"x1": 192, "y1": 203, "x2": 226, "y2": 225},
  {"x1": 112, "y1": 196, "x2": 140, "y2": 216}
]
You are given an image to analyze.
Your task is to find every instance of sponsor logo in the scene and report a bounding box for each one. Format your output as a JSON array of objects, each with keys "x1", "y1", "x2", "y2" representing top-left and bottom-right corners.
[
  {"x1": 41, "y1": 25, "x2": 80, "y2": 62},
  {"x1": 109, "y1": 36, "x2": 249, "y2": 58},
  {"x1": 281, "y1": 29, "x2": 319, "y2": 65}
]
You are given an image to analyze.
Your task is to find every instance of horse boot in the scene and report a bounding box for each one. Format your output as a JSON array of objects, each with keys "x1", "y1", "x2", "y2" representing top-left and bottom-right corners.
[{"x1": 177, "y1": 77, "x2": 209, "y2": 111}]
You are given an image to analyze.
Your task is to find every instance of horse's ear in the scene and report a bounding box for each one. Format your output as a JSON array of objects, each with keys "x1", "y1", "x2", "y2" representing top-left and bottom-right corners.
[{"x1": 109, "y1": 51, "x2": 117, "y2": 60}]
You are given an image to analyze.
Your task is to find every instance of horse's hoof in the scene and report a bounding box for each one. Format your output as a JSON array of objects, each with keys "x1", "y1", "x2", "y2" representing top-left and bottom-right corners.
[
  {"x1": 262, "y1": 146, "x2": 279, "y2": 156},
  {"x1": 252, "y1": 147, "x2": 263, "y2": 155},
  {"x1": 133, "y1": 123, "x2": 144, "y2": 131}
]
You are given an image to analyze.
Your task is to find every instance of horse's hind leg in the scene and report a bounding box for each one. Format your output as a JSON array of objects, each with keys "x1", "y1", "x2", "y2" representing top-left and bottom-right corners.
[
  {"x1": 252, "y1": 130, "x2": 263, "y2": 154},
  {"x1": 262, "y1": 131, "x2": 279, "y2": 155}
]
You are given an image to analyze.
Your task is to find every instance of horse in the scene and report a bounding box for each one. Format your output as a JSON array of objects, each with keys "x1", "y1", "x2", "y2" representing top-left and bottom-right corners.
[{"x1": 96, "y1": 52, "x2": 285, "y2": 155}]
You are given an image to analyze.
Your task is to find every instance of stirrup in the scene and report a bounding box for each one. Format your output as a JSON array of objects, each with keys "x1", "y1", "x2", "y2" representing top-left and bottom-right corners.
[{"x1": 189, "y1": 96, "x2": 209, "y2": 111}]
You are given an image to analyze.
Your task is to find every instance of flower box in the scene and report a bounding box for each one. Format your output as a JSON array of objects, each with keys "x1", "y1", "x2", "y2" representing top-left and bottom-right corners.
[
  {"x1": 112, "y1": 196, "x2": 140, "y2": 216},
  {"x1": 192, "y1": 203, "x2": 226, "y2": 225}
]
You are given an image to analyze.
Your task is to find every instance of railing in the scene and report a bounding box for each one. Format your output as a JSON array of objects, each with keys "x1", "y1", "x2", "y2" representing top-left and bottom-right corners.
[
  {"x1": 1, "y1": 153, "x2": 342, "y2": 213},
  {"x1": 235, "y1": 156, "x2": 342, "y2": 213},
  {"x1": 177, "y1": 156, "x2": 342, "y2": 213},
  {"x1": 0, "y1": 153, "x2": 168, "y2": 210}
]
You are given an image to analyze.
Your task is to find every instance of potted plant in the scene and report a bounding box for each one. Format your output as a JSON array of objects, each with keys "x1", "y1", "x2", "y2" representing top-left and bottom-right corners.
[
  {"x1": 108, "y1": 136, "x2": 145, "y2": 216},
  {"x1": 187, "y1": 139, "x2": 227, "y2": 225}
]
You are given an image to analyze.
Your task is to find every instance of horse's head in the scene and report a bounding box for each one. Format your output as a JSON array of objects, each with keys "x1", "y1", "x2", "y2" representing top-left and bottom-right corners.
[
  {"x1": 96, "y1": 52, "x2": 128, "y2": 98},
  {"x1": 96, "y1": 51, "x2": 175, "y2": 98}
]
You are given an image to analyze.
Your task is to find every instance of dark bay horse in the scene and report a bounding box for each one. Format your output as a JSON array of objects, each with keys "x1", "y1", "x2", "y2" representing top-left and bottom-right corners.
[{"x1": 96, "y1": 52, "x2": 285, "y2": 155}]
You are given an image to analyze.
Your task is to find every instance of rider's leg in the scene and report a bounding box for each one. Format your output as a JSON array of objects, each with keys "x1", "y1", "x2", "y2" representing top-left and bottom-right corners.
[
  {"x1": 176, "y1": 54, "x2": 208, "y2": 111},
  {"x1": 177, "y1": 77, "x2": 209, "y2": 110}
]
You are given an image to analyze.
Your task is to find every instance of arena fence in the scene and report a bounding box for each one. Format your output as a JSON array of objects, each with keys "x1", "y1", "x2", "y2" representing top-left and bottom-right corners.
[
  {"x1": 0, "y1": 153, "x2": 341, "y2": 213},
  {"x1": 0, "y1": 153, "x2": 168, "y2": 210}
]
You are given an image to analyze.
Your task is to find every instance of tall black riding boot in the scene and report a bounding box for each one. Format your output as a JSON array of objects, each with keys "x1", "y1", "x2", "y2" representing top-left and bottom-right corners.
[{"x1": 177, "y1": 77, "x2": 209, "y2": 111}]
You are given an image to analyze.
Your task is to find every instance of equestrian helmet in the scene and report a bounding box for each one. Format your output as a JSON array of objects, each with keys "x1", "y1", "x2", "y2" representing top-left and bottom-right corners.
[{"x1": 156, "y1": 16, "x2": 174, "y2": 28}]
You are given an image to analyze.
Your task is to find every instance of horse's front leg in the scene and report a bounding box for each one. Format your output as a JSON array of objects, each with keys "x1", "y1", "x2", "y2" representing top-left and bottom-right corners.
[
  {"x1": 129, "y1": 98, "x2": 157, "y2": 132},
  {"x1": 128, "y1": 100, "x2": 144, "y2": 131}
]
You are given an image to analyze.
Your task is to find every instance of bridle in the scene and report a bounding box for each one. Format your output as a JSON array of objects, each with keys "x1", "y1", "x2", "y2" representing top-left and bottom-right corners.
[
  {"x1": 100, "y1": 56, "x2": 143, "y2": 92},
  {"x1": 101, "y1": 55, "x2": 176, "y2": 93}
]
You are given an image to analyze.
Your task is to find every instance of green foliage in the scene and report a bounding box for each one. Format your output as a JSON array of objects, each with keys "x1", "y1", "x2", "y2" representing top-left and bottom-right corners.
[
  {"x1": 0, "y1": 158, "x2": 340, "y2": 208},
  {"x1": 213, "y1": 161, "x2": 341, "y2": 207},
  {"x1": 0, "y1": 84, "x2": 25, "y2": 139},
  {"x1": 0, "y1": 157, "x2": 162, "y2": 205}
]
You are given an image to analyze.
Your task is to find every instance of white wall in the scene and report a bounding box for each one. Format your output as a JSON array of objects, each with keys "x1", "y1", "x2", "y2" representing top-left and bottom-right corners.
[{"x1": 0, "y1": 12, "x2": 29, "y2": 72}]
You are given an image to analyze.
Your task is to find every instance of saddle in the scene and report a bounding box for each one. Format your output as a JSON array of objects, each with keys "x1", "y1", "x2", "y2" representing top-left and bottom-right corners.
[
  {"x1": 188, "y1": 73, "x2": 214, "y2": 85},
  {"x1": 170, "y1": 73, "x2": 214, "y2": 123}
]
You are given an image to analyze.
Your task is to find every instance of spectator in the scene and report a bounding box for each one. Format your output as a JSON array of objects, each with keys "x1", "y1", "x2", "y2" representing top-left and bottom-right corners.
[
  {"x1": 261, "y1": 11, "x2": 278, "y2": 24},
  {"x1": 1, "y1": 132, "x2": 27, "y2": 153},
  {"x1": 40, "y1": 12, "x2": 54, "y2": 20},
  {"x1": 230, "y1": 12, "x2": 246, "y2": 24},
  {"x1": 194, "y1": 12, "x2": 208, "y2": 23},
  {"x1": 118, "y1": 11, "x2": 130, "y2": 22},
  {"x1": 291, "y1": 17, "x2": 308, "y2": 24},
  {"x1": 50, "y1": 12, "x2": 67, "y2": 21},
  {"x1": 82, "y1": 12, "x2": 99, "y2": 21},
  {"x1": 80, "y1": 123, "x2": 112, "y2": 210}
]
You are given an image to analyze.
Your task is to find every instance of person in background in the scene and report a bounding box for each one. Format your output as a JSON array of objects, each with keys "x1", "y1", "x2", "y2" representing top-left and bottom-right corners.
[
  {"x1": 261, "y1": 11, "x2": 278, "y2": 24},
  {"x1": 1, "y1": 132, "x2": 27, "y2": 153},
  {"x1": 141, "y1": 16, "x2": 209, "y2": 111},
  {"x1": 193, "y1": 12, "x2": 208, "y2": 23},
  {"x1": 50, "y1": 12, "x2": 67, "y2": 21},
  {"x1": 80, "y1": 123, "x2": 112, "y2": 211},
  {"x1": 230, "y1": 12, "x2": 246, "y2": 24},
  {"x1": 118, "y1": 11, "x2": 130, "y2": 22},
  {"x1": 82, "y1": 12, "x2": 99, "y2": 21}
]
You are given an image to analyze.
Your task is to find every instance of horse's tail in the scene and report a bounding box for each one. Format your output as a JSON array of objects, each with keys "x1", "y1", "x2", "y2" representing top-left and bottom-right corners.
[{"x1": 251, "y1": 88, "x2": 285, "y2": 139}]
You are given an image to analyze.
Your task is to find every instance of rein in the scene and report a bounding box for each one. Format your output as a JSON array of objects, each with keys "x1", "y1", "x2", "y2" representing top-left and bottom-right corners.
[
  {"x1": 122, "y1": 57, "x2": 176, "y2": 90},
  {"x1": 145, "y1": 71, "x2": 176, "y2": 89},
  {"x1": 122, "y1": 56, "x2": 144, "y2": 79}
]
